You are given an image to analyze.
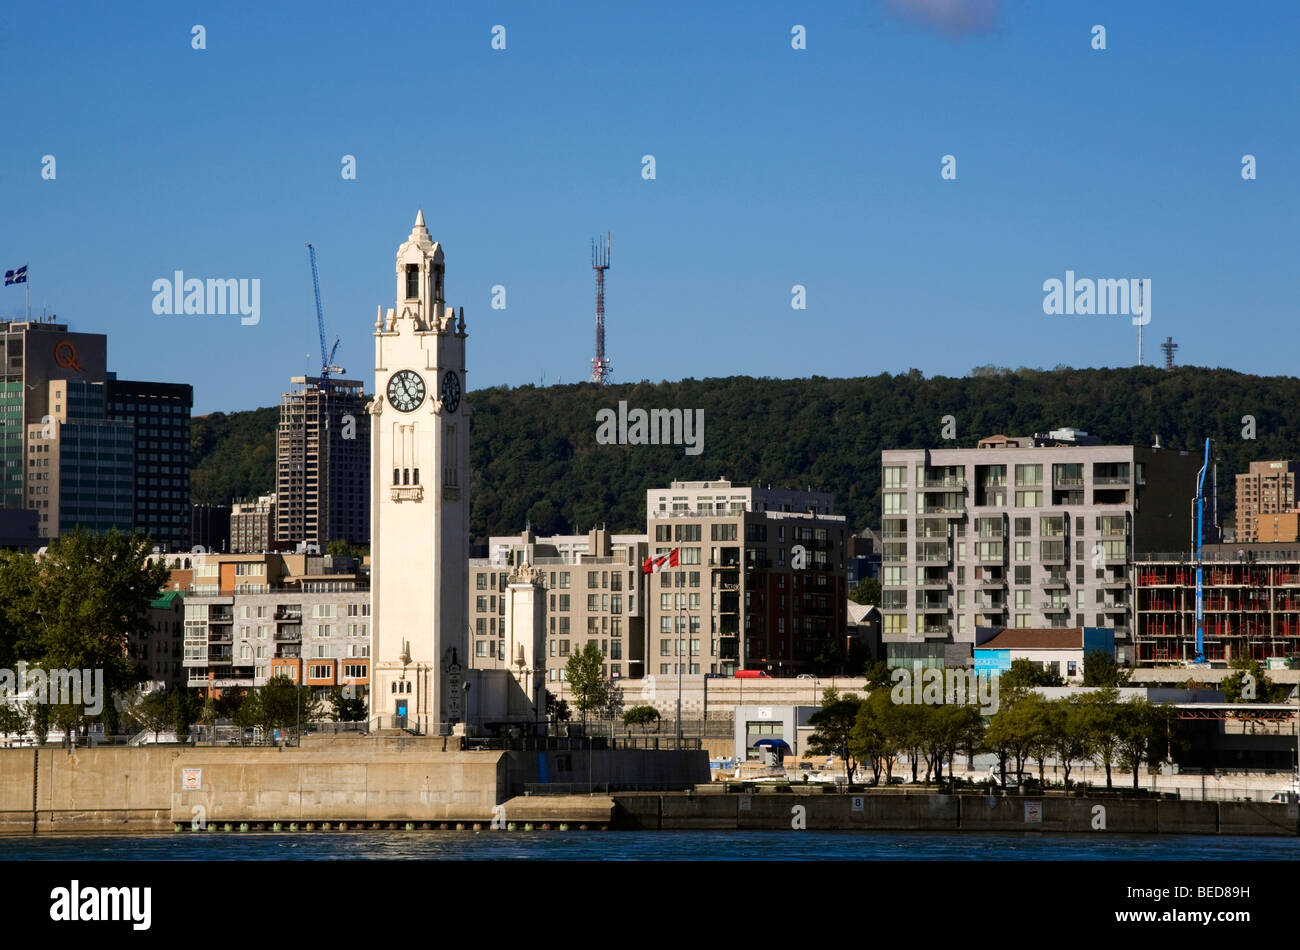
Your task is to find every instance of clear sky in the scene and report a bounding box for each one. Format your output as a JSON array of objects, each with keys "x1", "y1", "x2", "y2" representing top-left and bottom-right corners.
[{"x1": 2, "y1": 0, "x2": 1296, "y2": 414}]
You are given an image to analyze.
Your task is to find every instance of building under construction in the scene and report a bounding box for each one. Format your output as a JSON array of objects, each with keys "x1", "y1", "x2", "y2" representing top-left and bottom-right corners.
[
  {"x1": 276, "y1": 376, "x2": 370, "y2": 548},
  {"x1": 1134, "y1": 543, "x2": 1300, "y2": 664}
]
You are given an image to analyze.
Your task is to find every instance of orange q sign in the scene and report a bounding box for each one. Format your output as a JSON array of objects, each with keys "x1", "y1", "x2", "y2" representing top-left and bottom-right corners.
[{"x1": 53, "y1": 341, "x2": 85, "y2": 373}]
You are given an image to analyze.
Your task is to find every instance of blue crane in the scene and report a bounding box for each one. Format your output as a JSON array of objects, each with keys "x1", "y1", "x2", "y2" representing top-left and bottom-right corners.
[
  {"x1": 1193, "y1": 437, "x2": 1210, "y2": 664},
  {"x1": 306, "y1": 243, "x2": 343, "y2": 392}
]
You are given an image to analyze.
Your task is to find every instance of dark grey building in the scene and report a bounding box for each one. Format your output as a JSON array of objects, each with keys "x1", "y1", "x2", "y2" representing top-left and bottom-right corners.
[{"x1": 107, "y1": 378, "x2": 193, "y2": 550}]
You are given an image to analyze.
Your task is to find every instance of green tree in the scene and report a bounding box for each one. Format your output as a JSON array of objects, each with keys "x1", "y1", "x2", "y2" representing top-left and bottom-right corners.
[
  {"x1": 329, "y1": 687, "x2": 367, "y2": 722},
  {"x1": 171, "y1": 688, "x2": 199, "y2": 741},
  {"x1": 985, "y1": 689, "x2": 1044, "y2": 783},
  {"x1": 1116, "y1": 698, "x2": 1168, "y2": 790},
  {"x1": 565, "y1": 643, "x2": 609, "y2": 726},
  {"x1": 622, "y1": 705, "x2": 661, "y2": 732},
  {"x1": 806, "y1": 692, "x2": 865, "y2": 781},
  {"x1": 998, "y1": 658, "x2": 1065, "y2": 690},
  {"x1": 1078, "y1": 688, "x2": 1123, "y2": 789},
  {"x1": 0, "y1": 702, "x2": 31, "y2": 742},
  {"x1": 0, "y1": 531, "x2": 168, "y2": 738},
  {"x1": 545, "y1": 689, "x2": 571, "y2": 724},
  {"x1": 129, "y1": 688, "x2": 173, "y2": 741},
  {"x1": 1083, "y1": 650, "x2": 1132, "y2": 687},
  {"x1": 849, "y1": 577, "x2": 881, "y2": 606},
  {"x1": 1046, "y1": 697, "x2": 1093, "y2": 789},
  {"x1": 863, "y1": 661, "x2": 892, "y2": 691},
  {"x1": 849, "y1": 689, "x2": 900, "y2": 784},
  {"x1": 1221, "y1": 655, "x2": 1286, "y2": 703}
]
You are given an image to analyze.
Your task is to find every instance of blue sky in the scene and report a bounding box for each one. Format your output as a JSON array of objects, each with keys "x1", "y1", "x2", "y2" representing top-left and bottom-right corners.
[{"x1": 2, "y1": 0, "x2": 1296, "y2": 414}]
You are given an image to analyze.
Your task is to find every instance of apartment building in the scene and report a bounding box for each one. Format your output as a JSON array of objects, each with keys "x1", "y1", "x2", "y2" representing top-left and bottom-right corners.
[
  {"x1": 136, "y1": 590, "x2": 186, "y2": 689},
  {"x1": 468, "y1": 527, "x2": 648, "y2": 683},
  {"x1": 231, "y1": 493, "x2": 276, "y2": 553},
  {"x1": 468, "y1": 479, "x2": 849, "y2": 686},
  {"x1": 1235, "y1": 461, "x2": 1300, "y2": 543},
  {"x1": 881, "y1": 430, "x2": 1199, "y2": 666},
  {"x1": 276, "y1": 376, "x2": 370, "y2": 548},
  {"x1": 644, "y1": 479, "x2": 848, "y2": 676},
  {"x1": 180, "y1": 551, "x2": 370, "y2": 698},
  {"x1": 1135, "y1": 542, "x2": 1300, "y2": 664}
]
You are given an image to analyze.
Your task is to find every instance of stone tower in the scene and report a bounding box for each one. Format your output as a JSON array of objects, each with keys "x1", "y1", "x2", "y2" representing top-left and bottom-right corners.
[{"x1": 368, "y1": 211, "x2": 470, "y2": 734}]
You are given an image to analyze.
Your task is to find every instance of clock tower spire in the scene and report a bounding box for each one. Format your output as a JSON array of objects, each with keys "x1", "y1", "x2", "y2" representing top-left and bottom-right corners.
[{"x1": 369, "y1": 210, "x2": 470, "y2": 735}]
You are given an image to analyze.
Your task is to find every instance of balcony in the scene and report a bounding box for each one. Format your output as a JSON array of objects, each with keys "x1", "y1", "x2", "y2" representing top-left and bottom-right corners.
[
  {"x1": 1042, "y1": 575, "x2": 1068, "y2": 590},
  {"x1": 1040, "y1": 602, "x2": 1070, "y2": 614},
  {"x1": 1054, "y1": 476, "x2": 1084, "y2": 488},
  {"x1": 920, "y1": 475, "x2": 967, "y2": 489},
  {"x1": 917, "y1": 546, "x2": 949, "y2": 564},
  {"x1": 979, "y1": 575, "x2": 1006, "y2": 588},
  {"x1": 274, "y1": 608, "x2": 303, "y2": 622},
  {"x1": 1094, "y1": 476, "x2": 1130, "y2": 486}
]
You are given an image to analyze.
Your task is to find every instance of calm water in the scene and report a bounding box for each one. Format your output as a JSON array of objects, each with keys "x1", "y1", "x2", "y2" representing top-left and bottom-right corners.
[{"x1": 2, "y1": 830, "x2": 1298, "y2": 860}]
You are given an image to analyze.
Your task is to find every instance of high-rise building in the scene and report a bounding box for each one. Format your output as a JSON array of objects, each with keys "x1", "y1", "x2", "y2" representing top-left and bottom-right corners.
[
  {"x1": 191, "y1": 504, "x2": 231, "y2": 553},
  {"x1": 275, "y1": 376, "x2": 369, "y2": 548},
  {"x1": 230, "y1": 493, "x2": 275, "y2": 553},
  {"x1": 0, "y1": 319, "x2": 108, "y2": 509},
  {"x1": 26, "y1": 379, "x2": 134, "y2": 538},
  {"x1": 106, "y1": 378, "x2": 193, "y2": 549},
  {"x1": 2, "y1": 319, "x2": 191, "y2": 546},
  {"x1": 880, "y1": 430, "x2": 1200, "y2": 667},
  {"x1": 1235, "y1": 460, "x2": 1300, "y2": 543}
]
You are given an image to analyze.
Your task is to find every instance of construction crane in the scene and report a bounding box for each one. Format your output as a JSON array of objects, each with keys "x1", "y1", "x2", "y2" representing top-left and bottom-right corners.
[{"x1": 306, "y1": 243, "x2": 344, "y2": 392}]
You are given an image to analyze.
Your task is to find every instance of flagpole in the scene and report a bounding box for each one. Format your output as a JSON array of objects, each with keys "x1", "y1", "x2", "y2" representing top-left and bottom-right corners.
[{"x1": 677, "y1": 558, "x2": 683, "y2": 748}]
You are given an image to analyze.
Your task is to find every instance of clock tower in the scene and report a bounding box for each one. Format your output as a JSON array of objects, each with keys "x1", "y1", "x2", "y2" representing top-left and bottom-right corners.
[{"x1": 369, "y1": 210, "x2": 470, "y2": 734}]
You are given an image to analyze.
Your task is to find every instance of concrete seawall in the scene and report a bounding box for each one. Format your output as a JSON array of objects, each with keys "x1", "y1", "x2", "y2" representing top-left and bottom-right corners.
[
  {"x1": 3, "y1": 740, "x2": 1295, "y2": 837},
  {"x1": 0, "y1": 738, "x2": 707, "y2": 834},
  {"x1": 614, "y1": 790, "x2": 1300, "y2": 837}
]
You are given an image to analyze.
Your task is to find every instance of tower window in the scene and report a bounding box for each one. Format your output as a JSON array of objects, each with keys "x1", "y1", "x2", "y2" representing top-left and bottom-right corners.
[
  {"x1": 413, "y1": 468, "x2": 419, "y2": 485},
  {"x1": 405, "y1": 265, "x2": 419, "y2": 299},
  {"x1": 393, "y1": 468, "x2": 400, "y2": 485},
  {"x1": 403, "y1": 468, "x2": 410, "y2": 485}
]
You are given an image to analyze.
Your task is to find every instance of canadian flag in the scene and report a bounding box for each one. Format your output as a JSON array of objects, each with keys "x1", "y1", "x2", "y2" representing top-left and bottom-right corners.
[{"x1": 642, "y1": 548, "x2": 680, "y2": 574}]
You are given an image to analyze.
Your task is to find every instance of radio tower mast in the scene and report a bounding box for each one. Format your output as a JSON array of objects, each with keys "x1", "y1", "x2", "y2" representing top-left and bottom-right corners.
[{"x1": 590, "y1": 232, "x2": 612, "y2": 385}]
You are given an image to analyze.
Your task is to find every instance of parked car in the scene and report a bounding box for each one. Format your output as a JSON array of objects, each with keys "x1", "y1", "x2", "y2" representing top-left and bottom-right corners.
[{"x1": 986, "y1": 766, "x2": 1038, "y2": 787}]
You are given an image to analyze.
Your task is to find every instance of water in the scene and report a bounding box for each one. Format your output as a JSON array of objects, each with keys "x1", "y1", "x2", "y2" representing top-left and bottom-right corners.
[{"x1": 2, "y1": 830, "x2": 1298, "y2": 860}]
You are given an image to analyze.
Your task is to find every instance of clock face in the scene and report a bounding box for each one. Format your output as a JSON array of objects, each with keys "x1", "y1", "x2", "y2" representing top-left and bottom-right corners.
[
  {"x1": 441, "y1": 371, "x2": 461, "y2": 413},
  {"x1": 386, "y1": 370, "x2": 425, "y2": 412}
]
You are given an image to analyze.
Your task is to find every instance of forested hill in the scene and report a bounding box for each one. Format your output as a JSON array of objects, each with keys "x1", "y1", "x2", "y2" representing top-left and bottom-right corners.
[{"x1": 191, "y1": 367, "x2": 1300, "y2": 539}]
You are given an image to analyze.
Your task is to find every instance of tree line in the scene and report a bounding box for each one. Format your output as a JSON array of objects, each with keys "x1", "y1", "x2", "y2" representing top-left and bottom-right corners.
[
  {"x1": 808, "y1": 681, "x2": 1179, "y2": 792},
  {"x1": 192, "y1": 366, "x2": 1300, "y2": 539}
]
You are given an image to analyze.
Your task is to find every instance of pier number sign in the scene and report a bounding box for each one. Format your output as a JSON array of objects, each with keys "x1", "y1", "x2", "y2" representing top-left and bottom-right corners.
[{"x1": 182, "y1": 768, "x2": 202, "y2": 791}]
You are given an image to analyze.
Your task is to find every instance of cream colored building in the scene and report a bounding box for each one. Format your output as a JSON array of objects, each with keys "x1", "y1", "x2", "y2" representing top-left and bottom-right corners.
[
  {"x1": 469, "y1": 528, "x2": 649, "y2": 684},
  {"x1": 368, "y1": 212, "x2": 471, "y2": 734}
]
